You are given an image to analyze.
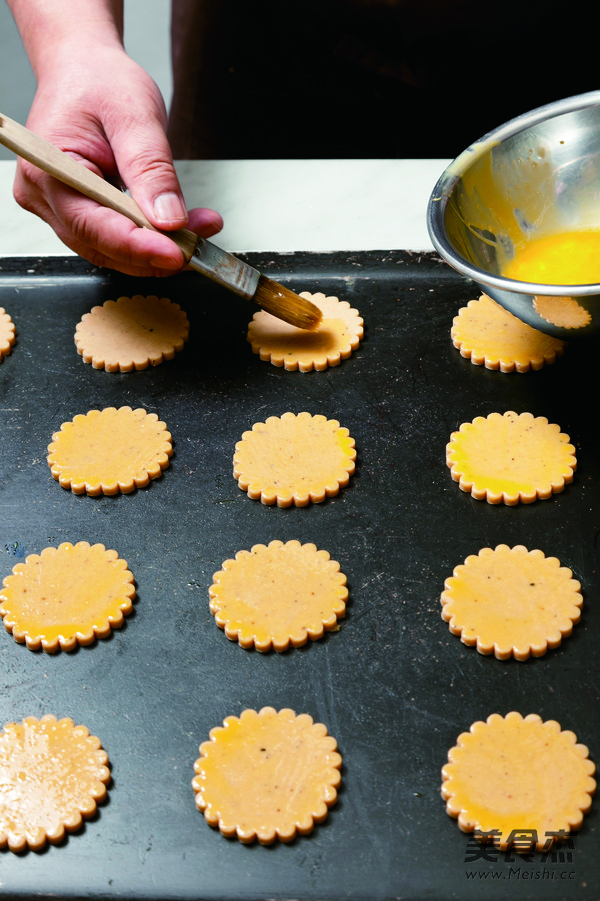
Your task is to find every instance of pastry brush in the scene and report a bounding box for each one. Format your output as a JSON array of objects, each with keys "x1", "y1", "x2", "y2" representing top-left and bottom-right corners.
[{"x1": 0, "y1": 112, "x2": 321, "y2": 331}]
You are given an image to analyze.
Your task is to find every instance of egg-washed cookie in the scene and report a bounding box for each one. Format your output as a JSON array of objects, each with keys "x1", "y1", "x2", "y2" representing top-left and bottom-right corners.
[
  {"x1": 451, "y1": 294, "x2": 565, "y2": 372},
  {"x1": 47, "y1": 406, "x2": 172, "y2": 496},
  {"x1": 442, "y1": 712, "x2": 596, "y2": 851},
  {"x1": 0, "y1": 307, "x2": 15, "y2": 362},
  {"x1": 233, "y1": 411, "x2": 356, "y2": 506},
  {"x1": 446, "y1": 411, "x2": 576, "y2": 504},
  {"x1": 192, "y1": 707, "x2": 342, "y2": 844},
  {"x1": 75, "y1": 294, "x2": 189, "y2": 371},
  {"x1": 0, "y1": 715, "x2": 110, "y2": 852},
  {"x1": 247, "y1": 292, "x2": 363, "y2": 371},
  {"x1": 441, "y1": 545, "x2": 582, "y2": 660},
  {"x1": 0, "y1": 541, "x2": 135, "y2": 653},
  {"x1": 209, "y1": 540, "x2": 347, "y2": 651}
]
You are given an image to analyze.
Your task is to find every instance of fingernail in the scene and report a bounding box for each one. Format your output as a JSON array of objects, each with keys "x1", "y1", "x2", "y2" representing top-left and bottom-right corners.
[
  {"x1": 153, "y1": 192, "x2": 186, "y2": 223},
  {"x1": 149, "y1": 254, "x2": 182, "y2": 270}
]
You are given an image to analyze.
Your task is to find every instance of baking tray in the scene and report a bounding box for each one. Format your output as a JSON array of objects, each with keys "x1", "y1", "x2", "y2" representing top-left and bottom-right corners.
[{"x1": 0, "y1": 250, "x2": 597, "y2": 901}]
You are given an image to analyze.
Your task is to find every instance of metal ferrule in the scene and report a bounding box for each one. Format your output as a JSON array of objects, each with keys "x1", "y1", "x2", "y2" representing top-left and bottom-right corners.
[{"x1": 188, "y1": 238, "x2": 260, "y2": 299}]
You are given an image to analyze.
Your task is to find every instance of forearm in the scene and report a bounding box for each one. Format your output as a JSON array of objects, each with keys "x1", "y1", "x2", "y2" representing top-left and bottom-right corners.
[{"x1": 6, "y1": 0, "x2": 125, "y2": 78}]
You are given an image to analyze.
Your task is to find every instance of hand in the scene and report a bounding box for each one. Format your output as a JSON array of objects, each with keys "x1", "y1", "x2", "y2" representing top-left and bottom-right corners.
[{"x1": 13, "y1": 43, "x2": 223, "y2": 277}]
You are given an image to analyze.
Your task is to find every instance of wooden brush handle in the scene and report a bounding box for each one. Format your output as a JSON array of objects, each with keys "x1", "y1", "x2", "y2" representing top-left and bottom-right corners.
[{"x1": 0, "y1": 111, "x2": 198, "y2": 261}]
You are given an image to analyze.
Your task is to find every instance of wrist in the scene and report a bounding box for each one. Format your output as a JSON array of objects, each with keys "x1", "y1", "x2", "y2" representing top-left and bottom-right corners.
[{"x1": 7, "y1": 1, "x2": 124, "y2": 79}]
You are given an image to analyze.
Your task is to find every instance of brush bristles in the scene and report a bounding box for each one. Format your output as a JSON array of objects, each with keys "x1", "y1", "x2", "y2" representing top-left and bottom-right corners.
[{"x1": 253, "y1": 275, "x2": 322, "y2": 330}]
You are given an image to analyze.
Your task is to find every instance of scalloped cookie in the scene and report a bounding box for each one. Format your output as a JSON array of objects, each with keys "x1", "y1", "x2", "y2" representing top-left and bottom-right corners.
[
  {"x1": 75, "y1": 294, "x2": 189, "y2": 371},
  {"x1": 451, "y1": 294, "x2": 565, "y2": 371},
  {"x1": 0, "y1": 715, "x2": 110, "y2": 852},
  {"x1": 441, "y1": 545, "x2": 582, "y2": 660},
  {"x1": 192, "y1": 707, "x2": 342, "y2": 844},
  {"x1": 533, "y1": 295, "x2": 591, "y2": 329},
  {"x1": 247, "y1": 292, "x2": 363, "y2": 371},
  {"x1": 0, "y1": 307, "x2": 15, "y2": 362},
  {"x1": 446, "y1": 411, "x2": 576, "y2": 504},
  {"x1": 209, "y1": 540, "x2": 347, "y2": 651},
  {"x1": 0, "y1": 541, "x2": 135, "y2": 653},
  {"x1": 442, "y1": 712, "x2": 596, "y2": 850},
  {"x1": 233, "y1": 411, "x2": 356, "y2": 506},
  {"x1": 47, "y1": 406, "x2": 172, "y2": 496}
]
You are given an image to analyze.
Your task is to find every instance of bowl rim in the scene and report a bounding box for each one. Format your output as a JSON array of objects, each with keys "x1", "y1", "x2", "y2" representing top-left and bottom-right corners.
[{"x1": 427, "y1": 90, "x2": 600, "y2": 297}]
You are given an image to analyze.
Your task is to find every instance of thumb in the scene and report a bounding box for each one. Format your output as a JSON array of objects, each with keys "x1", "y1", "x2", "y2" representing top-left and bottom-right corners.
[
  {"x1": 108, "y1": 114, "x2": 189, "y2": 231},
  {"x1": 109, "y1": 117, "x2": 224, "y2": 238}
]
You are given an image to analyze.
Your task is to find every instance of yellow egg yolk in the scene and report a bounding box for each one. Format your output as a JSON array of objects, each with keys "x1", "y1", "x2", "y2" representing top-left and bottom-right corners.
[{"x1": 503, "y1": 230, "x2": 600, "y2": 285}]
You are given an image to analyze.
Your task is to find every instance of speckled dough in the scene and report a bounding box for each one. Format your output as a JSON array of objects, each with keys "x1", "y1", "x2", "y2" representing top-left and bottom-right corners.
[
  {"x1": 233, "y1": 411, "x2": 356, "y2": 506},
  {"x1": 451, "y1": 294, "x2": 565, "y2": 372},
  {"x1": 446, "y1": 411, "x2": 576, "y2": 504},
  {"x1": 441, "y1": 545, "x2": 582, "y2": 659},
  {"x1": 74, "y1": 294, "x2": 189, "y2": 371},
  {"x1": 47, "y1": 406, "x2": 172, "y2": 496},
  {"x1": 0, "y1": 715, "x2": 110, "y2": 853},
  {"x1": 247, "y1": 292, "x2": 363, "y2": 371},
  {"x1": 0, "y1": 541, "x2": 135, "y2": 653},
  {"x1": 209, "y1": 539, "x2": 348, "y2": 651},
  {"x1": 442, "y1": 712, "x2": 596, "y2": 850},
  {"x1": 192, "y1": 707, "x2": 342, "y2": 844}
]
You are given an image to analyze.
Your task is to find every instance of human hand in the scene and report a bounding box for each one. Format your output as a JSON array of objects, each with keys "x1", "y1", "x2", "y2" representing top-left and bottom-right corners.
[{"x1": 13, "y1": 43, "x2": 223, "y2": 277}]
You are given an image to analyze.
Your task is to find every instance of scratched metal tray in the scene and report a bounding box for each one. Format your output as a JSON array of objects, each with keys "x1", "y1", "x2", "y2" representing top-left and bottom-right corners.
[{"x1": 0, "y1": 251, "x2": 598, "y2": 901}]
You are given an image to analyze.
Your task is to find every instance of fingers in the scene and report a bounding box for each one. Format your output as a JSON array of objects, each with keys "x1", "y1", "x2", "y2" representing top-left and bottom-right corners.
[
  {"x1": 106, "y1": 110, "x2": 189, "y2": 232},
  {"x1": 14, "y1": 156, "x2": 224, "y2": 277},
  {"x1": 14, "y1": 163, "x2": 185, "y2": 277},
  {"x1": 104, "y1": 103, "x2": 224, "y2": 240},
  {"x1": 187, "y1": 206, "x2": 224, "y2": 239},
  {"x1": 11, "y1": 49, "x2": 224, "y2": 277}
]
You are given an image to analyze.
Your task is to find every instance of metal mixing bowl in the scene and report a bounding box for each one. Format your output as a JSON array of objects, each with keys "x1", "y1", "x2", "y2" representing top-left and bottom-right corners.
[{"x1": 427, "y1": 90, "x2": 600, "y2": 339}]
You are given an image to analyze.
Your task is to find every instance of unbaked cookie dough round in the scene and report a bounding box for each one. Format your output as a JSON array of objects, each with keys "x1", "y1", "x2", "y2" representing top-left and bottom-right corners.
[
  {"x1": 442, "y1": 711, "x2": 596, "y2": 851},
  {"x1": 446, "y1": 411, "x2": 576, "y2": 504},
  {"x1": 233, "y1": 411, "x2": 356, "y2": 506},
  {"x1": 451, "y1": 294, "x2": 565, "y2": 372},
  {"x1": 0, "y1": 715, "x2": 110, "y2": 852},
  {"x1": 192, "y1": 707, "x2": 342, "y2": 844},
  {"x1": 247, "y1": 292, "x2": 363, "y2": 371},
  {"x1": 441, "y1": 545, "x2": 582, "y2": 659},
  {"x1": 0, "y1": 541, "x2": 135, "y2": 652},
  {"x1": 209, "y1": 540, "x2": 347, "y2": 651},
  {"x1": 75, "y1": 294, "x2": 189, "y2": 371},
  {"x1": 0, "y1": 307, "x2": 15, "y2": 362},
  {"x1": 47, "y1": 406, "x2": 172, "y2": 496}
]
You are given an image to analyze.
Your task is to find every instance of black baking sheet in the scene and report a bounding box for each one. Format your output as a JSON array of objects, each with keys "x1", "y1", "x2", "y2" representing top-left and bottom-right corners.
[{"x1": 0, "y1": 250, "x2": 598, "y2": 901}]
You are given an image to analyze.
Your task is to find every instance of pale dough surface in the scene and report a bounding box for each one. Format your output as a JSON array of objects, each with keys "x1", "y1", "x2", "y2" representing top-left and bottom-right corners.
[
  {"x1": 209, "y1": 540, "x2": 347, "y2": 651},
  {"x1": 0, "y1": 715, "x2": 110, "y2": 852},
  {"x1": 451, "y1": 294, "x2": 565, "y2": 372},
  {"x1": 234, "y1": 411, "x2": 356, "y2": 506},
  {"x1": 441, "y1": 545, "x2": 582, "y2": 659},
  {"x1": 0, "y1": 541, "x2": 135, "y2": 653},
  {"x1": 446, "y1": 411, "x2": 576, "y2": 504},
  {"x1": 75, "y1": 295, "x2": 189, "y2": 371},
  {"x1": 442, "y1": 712, "x2": 596, "y2": 850},
  {"x1": 0, "y1": 307, "x2": 15, "y2": 361},
  {"x1": 47, "y1": 406, "x2": 172, "y2": 496},
  {"x1": 192, "y1": 707, "x2": 342, "y2": 844},
  {"x1": 247, "y1": 292, "x2": 363, "y2": 371}
]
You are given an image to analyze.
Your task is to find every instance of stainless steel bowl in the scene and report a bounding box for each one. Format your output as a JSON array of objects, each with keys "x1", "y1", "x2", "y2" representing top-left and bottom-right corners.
[{"x1": 427, "y1": 90, "x2": 600, "y2": 338}]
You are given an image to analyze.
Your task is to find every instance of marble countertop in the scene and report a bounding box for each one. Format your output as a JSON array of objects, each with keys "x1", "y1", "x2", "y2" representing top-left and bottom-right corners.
[{"x1": 0, "y1": 159, "x2": 449, "y2": 257}]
